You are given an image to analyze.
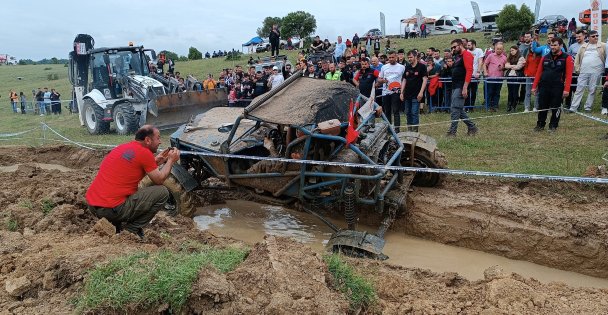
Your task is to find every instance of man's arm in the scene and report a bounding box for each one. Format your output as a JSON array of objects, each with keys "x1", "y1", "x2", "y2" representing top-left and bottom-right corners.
[
  {"x1": 532, "y1": 56, "x2": 545, "y2": 93},
  {"x1": 463, "y1": 51, "x2": 474, "y2": 96},
  {"x1": 563, "y1": 55, "x2": 574, "y2": 95},
  {"x1": 147, "y1": 149, "x2": 180, "y2": 185},
  {"x1": 353, "y1": 71, "x2": 361, "y2": 87}
]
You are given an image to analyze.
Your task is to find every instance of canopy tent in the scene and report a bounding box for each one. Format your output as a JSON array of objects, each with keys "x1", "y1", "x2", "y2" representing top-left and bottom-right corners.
[
  {"x1": 242, "y1": 36, "x2": 264, "y2": 47},
  {"x1": 400, "y1": 15, "x2": 440, "y2": 24}
]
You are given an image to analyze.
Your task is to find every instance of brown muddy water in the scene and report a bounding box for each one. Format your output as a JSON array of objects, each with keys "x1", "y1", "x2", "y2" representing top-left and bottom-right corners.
[{"x1": 194, "y1": 200, "x2": 608, "y2": 288}]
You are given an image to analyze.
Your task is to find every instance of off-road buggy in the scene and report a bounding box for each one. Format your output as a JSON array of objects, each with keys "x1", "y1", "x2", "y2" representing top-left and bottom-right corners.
[{"x1": 164, "y1": 73, "x2": 446, "y2": 257}]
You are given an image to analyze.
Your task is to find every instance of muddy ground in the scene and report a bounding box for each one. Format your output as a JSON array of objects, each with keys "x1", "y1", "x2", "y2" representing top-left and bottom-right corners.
[{"x1": 2, "y1": 145, "x2": 608, "y2": 314}]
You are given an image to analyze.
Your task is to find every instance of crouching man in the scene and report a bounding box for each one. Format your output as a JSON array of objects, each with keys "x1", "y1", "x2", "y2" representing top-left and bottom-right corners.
[{"x1": 85, "y1": 125, "x2": 180, "y2": 238}]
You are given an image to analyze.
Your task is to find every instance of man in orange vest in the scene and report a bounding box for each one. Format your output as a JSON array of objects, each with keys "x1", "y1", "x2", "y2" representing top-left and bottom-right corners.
[{"x1": 9, "y1": 90, "x2": 18, "y2": 113}]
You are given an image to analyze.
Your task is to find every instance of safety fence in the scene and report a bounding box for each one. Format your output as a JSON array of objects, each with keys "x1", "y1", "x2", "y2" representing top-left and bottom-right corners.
[
  {"x1": 420, "y1": 75, "x2": 599, "y2": 113},
  {"x1": 0, "y1": 115, "x2": 607, "y2": 185}
]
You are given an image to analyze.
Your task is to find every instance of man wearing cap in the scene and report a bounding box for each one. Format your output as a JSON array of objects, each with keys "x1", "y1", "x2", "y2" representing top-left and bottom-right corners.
[
  {"x1": 268, "y1": 66, "x2": 285, "y2": 90},
  {"x1": 569, "y1": 30, "x2": 605, "y2": 113}
]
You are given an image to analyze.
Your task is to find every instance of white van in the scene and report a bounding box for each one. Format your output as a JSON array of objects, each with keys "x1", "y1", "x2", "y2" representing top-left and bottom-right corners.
[
  {"x1": 475, "y1": 11, "x2": 500, "y2": 31},
  {"x1": 425, "y1": 15, "x2": 465, "y2": 35}
]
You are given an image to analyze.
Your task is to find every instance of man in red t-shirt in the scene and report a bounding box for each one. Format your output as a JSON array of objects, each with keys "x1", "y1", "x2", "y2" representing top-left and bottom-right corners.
[{"x1": 86, "y1": 125, "x2": 180, "y2": 238}]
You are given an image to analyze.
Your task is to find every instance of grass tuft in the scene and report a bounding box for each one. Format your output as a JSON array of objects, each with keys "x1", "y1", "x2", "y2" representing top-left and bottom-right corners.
[
  {"x1": 40, "y1": 199, "x2": 56, "y2": 215},
  {"x1": 19, "y1": 199, "x2": 33, "y2": 210},
  {"x1": 324, "y1": 254, "x2": 377, "y2": 311},
  {"x1": 74, "y1": 246, "x2": 248, "y2": 313},
  {"x1": 5, "y1": 216, "x2": 19, "y2": 232}
]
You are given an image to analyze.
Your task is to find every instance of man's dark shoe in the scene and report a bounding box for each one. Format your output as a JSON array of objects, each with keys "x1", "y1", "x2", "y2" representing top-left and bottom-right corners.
[
  {"x1": 135, "y1": 228, "x2": 145, "y2": 240},
  {"x1": 548, "y1": 127, "x2": 557, "y2": 133},
  {"x1": 533, "y1": 126, "x2": 544, "y2": 132},
  {"x1": 446, "y1": 131, "x2": 456, "y2": 137},
  {"x1": 467, "y1": 127, "x2": 478, "y2": 136},
  {"x1": 111, "y1": 221, "x2": 122, "y2": 234}
]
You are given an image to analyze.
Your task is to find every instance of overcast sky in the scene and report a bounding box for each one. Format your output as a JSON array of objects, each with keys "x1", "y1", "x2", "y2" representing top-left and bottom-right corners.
[{"x1": 2, "y1": 0, "x2": 584, "y2": 60}]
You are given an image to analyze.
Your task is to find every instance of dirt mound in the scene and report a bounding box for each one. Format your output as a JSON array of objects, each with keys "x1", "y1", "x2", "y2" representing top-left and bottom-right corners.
[
  {"x1": 353, "y1": 261, "x2": 608, "y2": 314},
  {"x1": 0, "y1": 145, "x2": 106, "y2": 169},
  {"x1": 185, "y1": 236, "x2": 349, "y2": 314},
  {"x1": 3, "y1": 144, "x2": 608, "y2": 313}
]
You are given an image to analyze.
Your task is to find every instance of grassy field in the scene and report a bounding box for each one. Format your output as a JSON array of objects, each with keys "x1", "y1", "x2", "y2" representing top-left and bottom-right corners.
[{"x1": 0, "y1": 31, "x2": 606, "y2": 177}]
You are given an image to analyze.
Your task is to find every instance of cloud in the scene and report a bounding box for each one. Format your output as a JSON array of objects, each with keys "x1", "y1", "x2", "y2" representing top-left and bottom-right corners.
[{"x1": 1, "y1": 0, "x2": 584, "y2": 60}]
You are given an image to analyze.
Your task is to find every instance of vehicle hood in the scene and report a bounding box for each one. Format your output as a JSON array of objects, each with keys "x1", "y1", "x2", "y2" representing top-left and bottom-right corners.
[{"x1": 130, "y1": 75, "x2": 165, "y2": 88}]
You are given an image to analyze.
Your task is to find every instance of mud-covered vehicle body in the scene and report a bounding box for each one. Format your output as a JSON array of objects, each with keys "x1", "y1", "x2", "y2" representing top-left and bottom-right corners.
[{"x1": 168, "y1": 74, "x2": 446, "y2": 257}]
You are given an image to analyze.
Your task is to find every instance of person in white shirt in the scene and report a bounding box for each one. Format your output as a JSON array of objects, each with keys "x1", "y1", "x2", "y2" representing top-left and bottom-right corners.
[
  {"x1": 268, "y1": 66, "x2": 285, "y2": 90},
  {"x1": 467, "y1": 39, "x2": 484, "y2": 107},
  {"x1": 570, "y1": 30, "x2": 605, "y2": 112},
  {"x1": 378, "y1": 51, "x2": 406, "y2": 132}
]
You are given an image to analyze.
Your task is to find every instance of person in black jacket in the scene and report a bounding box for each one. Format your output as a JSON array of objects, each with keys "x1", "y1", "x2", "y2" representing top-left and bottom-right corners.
[{"x1": 269, "y1": 24, "x2": 281, "y2": 57}]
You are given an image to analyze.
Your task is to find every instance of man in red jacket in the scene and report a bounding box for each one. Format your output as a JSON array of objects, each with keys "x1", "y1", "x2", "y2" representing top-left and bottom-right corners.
[
  {"x1": 86, "y1": 125, "x2": 181, "y2": 238},
  {"x1": 532, "y1": 38, "x2": 573, "y2": 132}
]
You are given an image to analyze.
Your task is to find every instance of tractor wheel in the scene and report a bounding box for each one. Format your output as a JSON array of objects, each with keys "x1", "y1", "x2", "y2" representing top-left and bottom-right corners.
[
  {"x1": 113, "y1": 103, "x2": 139, "y2": 135},
  {"x1": 451, "y1": 30, "x2": 457, "y2": 34},
  {"x1": 82, "y1": 98, "x2": 110, "y2": 135},
  {"x1": 139, "y1": 174, "x2": 196, "y2": 217},
  {"x1": 401, "y1": 149, "x2": 447, "y2": 187}
]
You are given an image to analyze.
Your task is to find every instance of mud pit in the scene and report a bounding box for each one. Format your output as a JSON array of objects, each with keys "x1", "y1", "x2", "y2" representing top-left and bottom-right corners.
[{"x1": 2, "y1": 145, "x2": 608, "y2": 314}]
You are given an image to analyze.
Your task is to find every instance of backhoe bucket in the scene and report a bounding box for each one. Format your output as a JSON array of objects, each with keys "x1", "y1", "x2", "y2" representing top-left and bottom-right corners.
[
  {"x1": 327, "y1": 230, "x2": 387, "y2": 260},
  {"x1": 146, "y1": 89, "x2": 228, "y2": 130}
]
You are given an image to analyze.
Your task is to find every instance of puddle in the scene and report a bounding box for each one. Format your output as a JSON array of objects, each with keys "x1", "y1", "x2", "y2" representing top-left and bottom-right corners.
[
  {"x1": 0, "y1": 163, "x2": 73, "y2": 173},
  {"x1": 194, "y1": 200, "x2": 608, "y2": 288}
]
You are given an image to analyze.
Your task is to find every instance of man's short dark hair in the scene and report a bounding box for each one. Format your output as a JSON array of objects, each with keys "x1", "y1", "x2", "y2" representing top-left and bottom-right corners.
[
  {"x1": 550, "y1": 37, "x2": 564, "y2": 46},
  {"x1": 469, "y1": 39, "x2": 477, "y2": 46},
  {"x1": 575, "y1": 29, "x2": 585, "y2": 35},
  {"x1": 450, "y1": 39, "x2": 463, "y2": 46},
  {"x1": 407, "y1": 50, "x2": 417, "y2": 57},
  {"x1": 397, "y1": 48, "x2": 405, "y2": 54},
  {"x1": 387, "y1": 50, "x2": 396, "y2": 55},
  {"x1": 524, "y1": 31, "x2": 533, "y2": 37},
  {"x1": 548, "y1": 32, "x2": 556, "y2": 37},
  {"x1": 135, "y1": 125, "x2": 156, "y2": 141}
]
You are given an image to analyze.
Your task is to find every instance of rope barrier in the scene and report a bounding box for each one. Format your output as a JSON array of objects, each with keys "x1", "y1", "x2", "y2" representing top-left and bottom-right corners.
[
  {"x1": 40, "y1": 123, "x2": 96, "y2": 151},
  {"x1": 176, "y1": 149, "x2": 608, "y2": 185},
  {"x1": 1, "y1": 110, "x2": 606, "y2": 185}
]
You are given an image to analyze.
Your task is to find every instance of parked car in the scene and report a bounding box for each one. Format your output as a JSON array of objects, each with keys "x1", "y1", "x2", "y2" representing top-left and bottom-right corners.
[
  {"x1": 365, "y1": 28, "x2": 384, "y2": 38},
  {"x1": 255, "y1": 38, "x2": 293, "y2": 53},
  {"x1": 536, "y1": 15, "x2": 567, "y2": 28}
]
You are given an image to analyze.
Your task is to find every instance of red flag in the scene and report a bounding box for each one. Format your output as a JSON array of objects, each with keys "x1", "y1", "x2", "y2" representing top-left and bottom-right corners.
[{"x1": 346, "y1": 99, "x2": 359, "y2": 145}]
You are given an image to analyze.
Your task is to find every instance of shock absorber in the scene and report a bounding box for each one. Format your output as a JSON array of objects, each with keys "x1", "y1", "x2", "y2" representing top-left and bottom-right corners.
[{"x1": 344, "y1": 185, "x2": 357, "y2": 230}]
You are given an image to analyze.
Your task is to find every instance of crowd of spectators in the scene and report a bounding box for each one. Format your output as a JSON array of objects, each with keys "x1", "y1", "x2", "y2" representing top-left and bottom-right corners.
[{"x1": 9, "y1": 87, "x2": 63, "y2": 115}]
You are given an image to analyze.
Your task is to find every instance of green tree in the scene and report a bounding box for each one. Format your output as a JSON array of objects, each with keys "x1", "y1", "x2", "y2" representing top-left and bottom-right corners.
[
  {"x1": 281, "y1": 11, "x2": 317, "y2": 40},
  {"x1": 496, "y1": 4, "x2": 535, "y2": 41},
  {"x1": 160, "y1": 50, "x2": 179, "y2": 61},
  {"x1": 257, "y1": 16, "x2": 283, "y2": 38},
  {"x1": 188, "y1": 47, "x2": 203, "y2": 60},
  {"x1": 177, "y1": 55, "x2": 189, "y2": 62},
  {"x1": 51, "y1": 57, "x2": 59, "y2": 64}
]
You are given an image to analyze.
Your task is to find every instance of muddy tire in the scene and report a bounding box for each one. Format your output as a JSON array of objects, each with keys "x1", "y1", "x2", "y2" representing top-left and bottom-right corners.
[
  {"x1": 139, "y1": 174, "x2": 196, "y2": 217},
  {"x1": 402, "y1": 149, "x2": 447, "y2": 187},
  {"x1": 82, "y1": 99, "x2": 110, "y2": 135},
  {"x1": 113, "y1": 103, "x2": 139, "y2": 135}
]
